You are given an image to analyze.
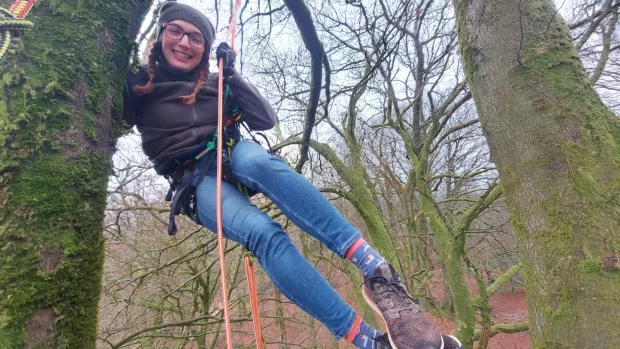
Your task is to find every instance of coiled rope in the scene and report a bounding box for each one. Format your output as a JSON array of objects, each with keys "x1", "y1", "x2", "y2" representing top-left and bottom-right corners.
[{"x1": 0, "y1": 0, "x2": 35, "y2": 61}]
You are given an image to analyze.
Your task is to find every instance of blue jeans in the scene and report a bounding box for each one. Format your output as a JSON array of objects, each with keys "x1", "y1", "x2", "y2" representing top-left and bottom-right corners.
[{"x1": 191, "y1": 140, "x2": 361, "y2": 339}]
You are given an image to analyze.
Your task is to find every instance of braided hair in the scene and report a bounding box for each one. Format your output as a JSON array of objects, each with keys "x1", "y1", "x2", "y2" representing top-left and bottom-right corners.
[{"x1": 133, "y1": 41, "x2": 210, "y2": 106}]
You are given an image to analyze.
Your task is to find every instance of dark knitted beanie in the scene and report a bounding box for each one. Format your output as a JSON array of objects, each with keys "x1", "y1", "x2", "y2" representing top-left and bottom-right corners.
[{"x1": 157, "y1": 2, "x2": 215, "y2": 50}]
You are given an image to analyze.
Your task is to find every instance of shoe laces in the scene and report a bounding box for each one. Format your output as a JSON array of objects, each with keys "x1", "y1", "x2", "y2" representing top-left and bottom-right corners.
[{"x1": 362, "y1": 275, "x2": 419, "y2": 304}]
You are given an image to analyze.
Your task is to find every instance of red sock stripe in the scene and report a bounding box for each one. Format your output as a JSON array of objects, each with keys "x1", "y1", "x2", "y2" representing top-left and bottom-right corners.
[
  {"x1": 345, "y1": 314, "x2": 363, "y2": 342},
  {"x1": 345, "y1": 237, "x2": 366, "y2": 259}
]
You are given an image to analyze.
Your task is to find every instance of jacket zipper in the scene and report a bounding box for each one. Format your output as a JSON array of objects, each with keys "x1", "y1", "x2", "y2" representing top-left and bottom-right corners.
[
  {"x1": 191, "y1": 82, "x2": 199, "y2": 140},
  {"x1": 192, "y1": 92, "x2": 198, "y2": 141},
  {"x1": 191, "y1": 107, "x2": 199, "y2": 141}
]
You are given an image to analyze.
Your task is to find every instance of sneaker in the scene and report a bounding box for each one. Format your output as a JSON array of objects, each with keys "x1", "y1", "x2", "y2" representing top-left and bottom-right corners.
[
  {"x1": 442, "y1": 335, "x2": 462, "y2": 349},
  {"x1": 362, "y1": 263, "x2": 442, "y2": 349}
]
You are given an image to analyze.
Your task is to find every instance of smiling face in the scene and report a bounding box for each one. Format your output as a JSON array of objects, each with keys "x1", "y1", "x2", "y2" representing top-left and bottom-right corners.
[{"x1": 161, "y1": 20, "x2": 205, "y2": 72}]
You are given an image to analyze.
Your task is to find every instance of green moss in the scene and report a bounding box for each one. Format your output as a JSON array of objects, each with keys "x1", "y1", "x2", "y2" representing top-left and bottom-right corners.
[
  {"x1": 418, "y1": 186, "x2": 475, "y2": 346},
  {"x1": 453, "y1": 1, "x2": 471, "y2": 80},
  {"x1": 83, "y1": 111, "x2": 97, "y2": 141},
  {"x1": 456, "y1": 1, "x2": 620, "y2": 347},
  {"x1": 0, "y1": 152, "x2": 109, "y2": 348},
  {"x1": 510, "y1": 2, "x2": 620, "y2": 347},
  {"x1": 514, "y1": 0, "x2": 620, "y2": 230},
  {"x1": 0, "y1": 0, "x2": 152, "y2": 347}
]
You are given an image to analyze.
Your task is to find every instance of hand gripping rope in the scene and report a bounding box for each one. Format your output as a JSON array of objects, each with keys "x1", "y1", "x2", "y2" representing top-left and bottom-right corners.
[
  {"x1": 0, "y1": 0, "x2": 36, "y2": 61},
  {"x1": 216, "y1": 0, "x2": 263, "y2": 348}
]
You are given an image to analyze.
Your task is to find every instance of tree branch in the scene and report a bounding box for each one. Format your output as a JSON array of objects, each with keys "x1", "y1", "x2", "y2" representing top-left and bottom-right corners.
[{"x1": 282, "y1": 0, "x2": 326, "y2": 173}]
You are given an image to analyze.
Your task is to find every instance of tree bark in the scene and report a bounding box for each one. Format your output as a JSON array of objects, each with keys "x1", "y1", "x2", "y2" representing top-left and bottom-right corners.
[
  {"x1": 453, "y1": 1, "x2": 620, "y2": 348},
  {"x1": 0, "y1": 1, "x2": 150, "y2": 348}
]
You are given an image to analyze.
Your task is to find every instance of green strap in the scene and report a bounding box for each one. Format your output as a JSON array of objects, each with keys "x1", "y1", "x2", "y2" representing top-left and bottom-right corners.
[
  {"x1": 223, "y1": 84, "x2": 230, "y2": 106},
  {"x1": 193, "y1": 84, "x2": 233, "y2": 161}
]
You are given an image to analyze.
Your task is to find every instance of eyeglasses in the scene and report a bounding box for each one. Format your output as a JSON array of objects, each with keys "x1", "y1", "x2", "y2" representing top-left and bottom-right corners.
[{"x1": 163, "y1": 23, "x2": 206, "y2": 48}]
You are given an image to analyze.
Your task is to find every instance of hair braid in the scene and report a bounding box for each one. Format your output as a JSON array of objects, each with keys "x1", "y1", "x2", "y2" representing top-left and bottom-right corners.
[
  {"x1": 133, "y1": 42, "x2": 161, "y2": 95},
  {"x1": 180, "y1": 56, "x2": 210, "y2": 106}
]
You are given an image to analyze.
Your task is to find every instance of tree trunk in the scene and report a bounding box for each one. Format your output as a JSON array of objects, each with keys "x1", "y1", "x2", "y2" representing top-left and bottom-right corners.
[
  {"x1": 453, "y1": 1, "x2": 620, "y2": 348},
  {"x1": 0, "y1": 1, "x2": 150, "y2": 348}
]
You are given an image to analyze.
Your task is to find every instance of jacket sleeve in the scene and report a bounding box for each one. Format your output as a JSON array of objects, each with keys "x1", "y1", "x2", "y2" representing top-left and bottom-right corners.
[
  {"x1": 123, "y1": 67, "x2": 148, "y2": 129},
  {"x1": 227, "y1": 72, "x2": 277, "y2": 131},
  {"x1": 122, "y1": 83, "x2": 138, "y2": 128}
]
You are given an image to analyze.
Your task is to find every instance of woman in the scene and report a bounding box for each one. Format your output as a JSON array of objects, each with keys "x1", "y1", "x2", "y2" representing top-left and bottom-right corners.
[{"x1": 123, "y1": 2, "x2": 461, "y2": 349}]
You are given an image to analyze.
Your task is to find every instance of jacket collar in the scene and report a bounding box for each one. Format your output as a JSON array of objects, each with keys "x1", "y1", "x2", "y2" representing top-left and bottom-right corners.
[{"x1": 155, "y1": 56, "x2": 199, "y2": 82}]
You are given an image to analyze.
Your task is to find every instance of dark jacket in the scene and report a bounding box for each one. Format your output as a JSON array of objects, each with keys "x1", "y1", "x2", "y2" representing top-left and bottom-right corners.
[{"x1": 123, "y1": 58, "x2": 277, "y2": 172}]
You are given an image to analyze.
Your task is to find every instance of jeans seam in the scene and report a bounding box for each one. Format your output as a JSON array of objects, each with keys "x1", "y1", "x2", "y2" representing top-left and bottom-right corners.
[
  {"x1": 233, "y1": 141, "x2": 358, "y2": 256},
  {"x1": 339, "y1": 233, "x2": 362, "y2": 258},
  {"x1": 341, "y1": 310, "x2": 358, "y2": 340},
  {"x1": 234, "y1": 171, "x2": 340, "y2": 252}
]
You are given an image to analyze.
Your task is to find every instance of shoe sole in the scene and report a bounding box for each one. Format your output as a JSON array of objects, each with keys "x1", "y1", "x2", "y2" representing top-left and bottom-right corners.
[
  {"x1": 362, "y1": 286, "x2": 444, "y2": 349},
  {"x1": 443, "y1": 335, "x2": 462, "y2": 348}
]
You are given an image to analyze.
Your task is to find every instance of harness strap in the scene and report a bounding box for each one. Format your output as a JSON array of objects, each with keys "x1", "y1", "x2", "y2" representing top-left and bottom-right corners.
[{"x1": 166, "y1": 151, "x2": 216, "y2": 236}]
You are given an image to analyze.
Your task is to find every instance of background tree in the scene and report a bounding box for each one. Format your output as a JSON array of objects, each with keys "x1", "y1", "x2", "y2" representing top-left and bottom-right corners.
[
  {"x1": 453, "y1": 0, "x2": 620, "y2": 348},
  {"x1": 0, "y1": 1, "x2": 151, "y2": 348},
  {"x1": 93, "y1": 0, "x2": 619, "y2": 348},
  {"x1": 245, "y1": 0, "x2": 522, "y2": 345}
]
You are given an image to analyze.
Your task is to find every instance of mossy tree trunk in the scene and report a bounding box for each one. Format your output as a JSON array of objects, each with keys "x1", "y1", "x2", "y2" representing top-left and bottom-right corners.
[
  {"x1": 453, "y1": 1, "x2": 620, "y2": 348},
  {"x1": 0, "y1": 1, "x2": 150, "y2": 348}
]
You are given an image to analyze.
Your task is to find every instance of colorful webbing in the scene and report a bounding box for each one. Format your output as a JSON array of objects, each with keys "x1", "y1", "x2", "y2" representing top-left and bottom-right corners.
[
  {"x1": 0, "y1": 0, "x2": 36, "y2": 61},
  {"x1": 10, "y1": 0, "x2": 36, "y2": 18},
  {"x1": 194, "y1": 85, "x2": 232, "y2": 160}
]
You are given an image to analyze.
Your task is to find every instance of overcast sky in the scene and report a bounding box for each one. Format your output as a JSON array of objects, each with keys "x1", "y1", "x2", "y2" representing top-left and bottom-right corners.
[{"x1": 146, "y1": 0, "x2": 597, "y2": 49}]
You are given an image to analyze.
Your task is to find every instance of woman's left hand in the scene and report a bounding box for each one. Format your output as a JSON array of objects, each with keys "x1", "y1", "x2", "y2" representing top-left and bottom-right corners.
[{"x1": 216, "y1": 42, "x2": 236, "y2": 77}]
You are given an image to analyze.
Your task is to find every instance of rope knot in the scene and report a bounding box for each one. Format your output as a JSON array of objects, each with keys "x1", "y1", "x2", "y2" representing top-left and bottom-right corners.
[{"x1": 0, "y1": 3, "x2": 35, "y2": 61}]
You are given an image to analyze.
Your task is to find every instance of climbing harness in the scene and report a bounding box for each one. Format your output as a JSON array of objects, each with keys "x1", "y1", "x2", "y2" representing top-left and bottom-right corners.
[
  {"x1": 164, "y1": 86, "x2": 253, "y2": 236},
  {"x1": 163, "y1": 1, "x2": 264, "y2": 348},
  {"x1": 0, "y1": 0, "x2": 36, "y2": 61},
  {"x1": 164, "y1": 149, "x2": 211, "y2": 236},
  {"x1": 162, "y1": 1, "x2": 265, "y2": 346}
]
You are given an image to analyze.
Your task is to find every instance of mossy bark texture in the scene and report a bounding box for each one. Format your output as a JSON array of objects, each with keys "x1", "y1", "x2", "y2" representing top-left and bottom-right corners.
[
  {"x1": 453, "y1": 1, "x2": 620, "y2": 348},
  {"x1": 0, "y1": 1, "x2": 150, "y2": 348}
]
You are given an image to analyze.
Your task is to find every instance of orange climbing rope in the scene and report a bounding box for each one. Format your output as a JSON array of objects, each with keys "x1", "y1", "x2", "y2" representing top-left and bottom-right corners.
[
  {"x1": 216, "y1": 0, "x2": 263, "y2": 348},
  {"x1": 245, "y1": 254, "x2": 264, "y2": 349},
  {"x1": 226, "y1": 0, "x2": 242, "y2": 50},
  {"x1": 216, "y1": 37, "x2": 234, "y2": 349}
]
